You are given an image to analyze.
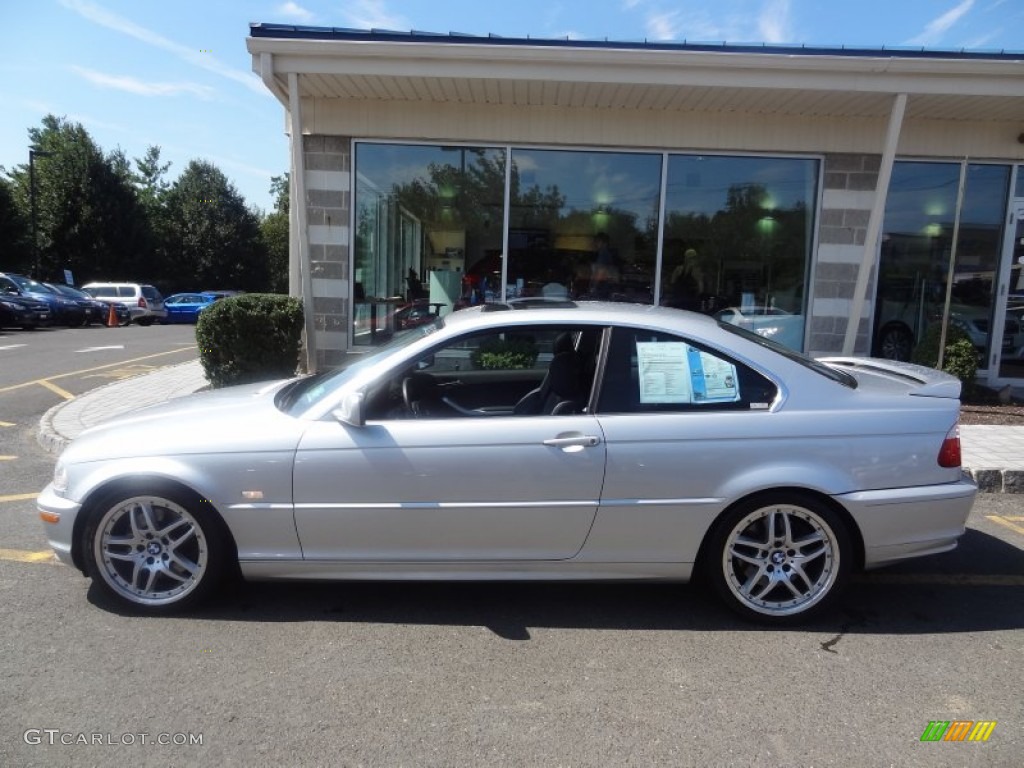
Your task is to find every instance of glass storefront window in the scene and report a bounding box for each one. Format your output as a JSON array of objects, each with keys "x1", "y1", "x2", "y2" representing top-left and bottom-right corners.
[
  {"x1": 353, "y1": 143, "x2": 820, "y2": 350},
  {"x1": 660, "y1": 155, "x2": 818, "y2": 350},
  {"x1": 507, "y1": 149, "x2": 662, "y2": 303},
  {"x1": 354, "y1": 143, "x2": 505, "y2": 344},
  {"x1": 876, "y1": 162, "x2": 1010, "y2": 366}
]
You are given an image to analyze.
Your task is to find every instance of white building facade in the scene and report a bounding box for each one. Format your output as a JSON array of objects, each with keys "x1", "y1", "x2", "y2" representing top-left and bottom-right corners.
[{"x1": 247, "y1": 26, "x2": 1024, "y2": 385}]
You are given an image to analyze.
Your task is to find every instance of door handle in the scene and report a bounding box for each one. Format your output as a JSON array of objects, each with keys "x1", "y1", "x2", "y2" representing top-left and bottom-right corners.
[{"x1": 543, "y1": 435, "x2": 600, "y2": 448}]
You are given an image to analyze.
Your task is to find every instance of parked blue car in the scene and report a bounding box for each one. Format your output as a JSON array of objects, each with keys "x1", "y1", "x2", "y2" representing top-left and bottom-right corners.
[
  {"x1": 162, "y1": 292, "x2": 218, "y2": 324},
  {"x1": 0, "y1": 272, "x2": 85, "y2": 327}
]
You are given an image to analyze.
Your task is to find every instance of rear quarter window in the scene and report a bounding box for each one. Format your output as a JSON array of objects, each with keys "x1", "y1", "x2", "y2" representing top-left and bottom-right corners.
[{"x1": 597, "y1": 327, "x2": 779, "y2": 414}]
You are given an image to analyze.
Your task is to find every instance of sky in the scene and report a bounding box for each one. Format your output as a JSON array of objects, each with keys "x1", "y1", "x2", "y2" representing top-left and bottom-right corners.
[{"x1": 1, "y1": 0, "x2": 1021, "y2": 213}]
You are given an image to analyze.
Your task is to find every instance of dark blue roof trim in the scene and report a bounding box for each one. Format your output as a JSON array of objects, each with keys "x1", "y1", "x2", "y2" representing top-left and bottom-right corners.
[{"x1": 249, "y1": 23, "x2": 1023, "y2": 60}]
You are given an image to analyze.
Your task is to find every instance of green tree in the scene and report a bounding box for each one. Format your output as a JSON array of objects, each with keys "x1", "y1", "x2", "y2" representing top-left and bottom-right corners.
[
  {"x1": 161, "y1": 160, "x2": 269, "y2": 291},
  {"x1": 134, "y1": 146, "x2": 172, "y2": 204},
  {"x1": 0, "y1": 177, "x2": 31, "y2": 273},
  {"x1": 5, "y1": 115, "x2": 151, "y2": 283},
  {"x1": 260, "y1": 173, "x2": 290, "y2": 293}
]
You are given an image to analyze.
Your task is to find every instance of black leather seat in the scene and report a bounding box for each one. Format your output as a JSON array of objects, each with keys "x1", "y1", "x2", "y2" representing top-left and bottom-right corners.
[{"x1": 514, "y1": 350, "x2": 582, "y2": 415}]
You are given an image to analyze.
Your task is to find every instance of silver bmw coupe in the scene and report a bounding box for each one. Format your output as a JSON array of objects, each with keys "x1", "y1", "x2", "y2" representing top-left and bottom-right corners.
[{"x1": 38, "y1": 301, "x2": 976, "y2": 624}]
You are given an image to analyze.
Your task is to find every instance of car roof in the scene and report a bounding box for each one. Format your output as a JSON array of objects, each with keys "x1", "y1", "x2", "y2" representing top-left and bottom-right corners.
[{"x1": 444, "y1": 300, "x2": 717, "y2": 332}]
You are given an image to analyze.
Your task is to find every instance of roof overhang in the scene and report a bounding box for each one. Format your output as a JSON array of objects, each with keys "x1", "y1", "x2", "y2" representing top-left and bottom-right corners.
[{"x1": 248, "y1": 28, "x2": 1024, "y2": 123}]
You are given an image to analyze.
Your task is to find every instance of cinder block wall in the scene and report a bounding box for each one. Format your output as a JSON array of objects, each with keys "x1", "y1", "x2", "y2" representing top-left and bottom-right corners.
[
  {"x1": 302, "y1": 135, "x2": 352, "y2": 368},
  {"x1": 807, "y1": 153, "x2": 880, "y2": 357}
]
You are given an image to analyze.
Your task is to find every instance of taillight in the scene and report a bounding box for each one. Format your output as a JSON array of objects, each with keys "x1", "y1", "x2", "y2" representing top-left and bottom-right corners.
[
  {"x1": 138, "y1": 297, "x2": 147, "y2": 308},
  {"x1": 937, "y1": 424, "x2": 961, "y2": 468}
]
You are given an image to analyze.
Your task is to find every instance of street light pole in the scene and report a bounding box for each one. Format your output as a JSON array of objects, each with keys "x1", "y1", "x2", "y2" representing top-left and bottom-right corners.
[{"x1": 29, "y1": 147, "x2": 54, "y2": 279}]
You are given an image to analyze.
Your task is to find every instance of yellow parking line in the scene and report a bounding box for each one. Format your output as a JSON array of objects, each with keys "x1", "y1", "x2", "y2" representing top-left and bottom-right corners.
[
  {"x1": 1001, "y1": 516, "x2": 1024, "y2": 522},
  {"x1": 36, "y1": 379, "x2": 76, "y2": 400},
  {"x1": 0, "y1": 456, "x2": 17, "y2": 461},
  {"x1": 0, "y1": 347, "x2": 196, "y2": 396},
  {"x1": 0, "y1": 420, "x2": 14, "y2": 427},
  {"x1": 0, "y1": 493, "x2": 40, "y2": 503},
  {"x1": 856, "y1": 573, "x2": 1024, "y2": 586},
  {"x1": 986, "y1": 515, "x2": 1024, "y2": 537},
  {"x1": 0, "y1": 548, "x2": 57, "y2": 564}
]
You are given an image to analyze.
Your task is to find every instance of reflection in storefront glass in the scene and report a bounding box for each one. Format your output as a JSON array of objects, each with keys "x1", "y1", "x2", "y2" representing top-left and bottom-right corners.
[
  {"x1": 661, "y1": 155, "x2": 818, "y2": 351},
  {"x1": 353, "y1": 143, "x2": 505, "y2": 345},
  {"x1": 876, "y1": 162, "x2": 1011, "y2": 366},
  {"x1": 507, "y1": 149, "x2": 662, "y2": 303}
]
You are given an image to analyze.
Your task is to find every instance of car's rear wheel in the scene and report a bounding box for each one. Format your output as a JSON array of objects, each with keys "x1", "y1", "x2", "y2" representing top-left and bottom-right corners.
[
  {"x1": 82, "y1": 489, "x2": 225, "y2": 613},
  {"x1": 136, "y1": 317, "x2": 154, "y2": 326},
  {"x1": 706, "y1": 493, "x2": 851, "y2": 624}
]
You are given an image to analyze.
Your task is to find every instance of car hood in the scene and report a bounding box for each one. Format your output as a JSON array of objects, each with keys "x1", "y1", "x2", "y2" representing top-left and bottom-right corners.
[{"x1": 61, "y1": 379, "x2": 307, "y2": 462}]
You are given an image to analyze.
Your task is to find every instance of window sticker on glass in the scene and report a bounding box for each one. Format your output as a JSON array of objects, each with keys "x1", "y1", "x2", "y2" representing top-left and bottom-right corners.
[{"x1": 636, "y1": 342, "x2": 740, "y2": 404}]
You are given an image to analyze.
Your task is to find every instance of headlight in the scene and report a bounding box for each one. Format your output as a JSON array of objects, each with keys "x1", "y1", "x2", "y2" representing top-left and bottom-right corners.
[{"x1": 52, "y1": 461, "x2": 68, "y2": 495}]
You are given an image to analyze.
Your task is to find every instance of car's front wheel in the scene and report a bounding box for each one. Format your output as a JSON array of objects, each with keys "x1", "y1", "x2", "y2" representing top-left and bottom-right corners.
[
  {"x1": 82, "y1": 489, "x2": 226, "y2": 613},
  {"x1": 706, "y1": 493, "x2": 851, "y2": 624}
]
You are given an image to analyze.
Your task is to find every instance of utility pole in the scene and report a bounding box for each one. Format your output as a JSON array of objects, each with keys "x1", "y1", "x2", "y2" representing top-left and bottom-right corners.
[{"x1": 29, "y1": 147, "x2": 54, "y2": 279}]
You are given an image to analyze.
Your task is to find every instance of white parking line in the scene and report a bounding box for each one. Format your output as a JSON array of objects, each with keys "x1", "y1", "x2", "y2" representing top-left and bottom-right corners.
[
  {"x1": 75, "y1": 345, "x2": 125, "y2": 353},
  {"x1": 0, "y1": 344, "x2": 28, "y2": 351}
]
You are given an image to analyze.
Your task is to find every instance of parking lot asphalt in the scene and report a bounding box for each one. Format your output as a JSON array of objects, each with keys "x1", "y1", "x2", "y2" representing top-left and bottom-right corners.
[{"x1": 35, "y1": 359, "x2": 1024, "y2": 492}]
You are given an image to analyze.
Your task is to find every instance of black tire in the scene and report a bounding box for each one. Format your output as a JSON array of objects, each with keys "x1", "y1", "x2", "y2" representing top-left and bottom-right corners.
[
  {"x1": 876, "y1": 323, "x2": 914, "y2": 361},
  {"x1": 136, "y1": 317, "x2": 154, "y2": 326},
  {"x1": 81, "y1": 487, "x2": 227, "y2": 614},
  {"x1": 705, "y1": 492, "x2": 852, "y2": 625}
]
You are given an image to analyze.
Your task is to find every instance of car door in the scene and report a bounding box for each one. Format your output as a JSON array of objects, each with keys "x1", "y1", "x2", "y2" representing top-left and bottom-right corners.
[
  {"x1": 292, "y1": 325, "x2": 607, "y2": 561},
  {"x1": 584, "y1": 326, "x2": 781, "y2": 564}
]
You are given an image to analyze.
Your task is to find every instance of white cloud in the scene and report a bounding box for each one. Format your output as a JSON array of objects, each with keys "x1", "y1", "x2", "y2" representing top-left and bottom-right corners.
[
  {"x1": 277, "y1": 2, "x2": 315, "y2": 22},
  {"x1": 59, "y1": 0, "x2": 266, "y2": 95},
  {"x1": 758, "y1": 0, "x2": 793, "y2": 44},
  {"x1": 340, "y1": 0, "x2": 408, "y2": 30},
  {"x1": 905, "y1": 0, "x2": 975, "y2": 46},
  {"x1": 71, "y1": 66, "x2": 216, "y2": 100},
  {"x1": 646, "y1": 11, "x2": 681, "y2": 40}
]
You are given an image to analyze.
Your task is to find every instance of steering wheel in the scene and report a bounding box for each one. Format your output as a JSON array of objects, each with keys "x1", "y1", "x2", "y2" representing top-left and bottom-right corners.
[{"x1": 402, "y1": 372, "x2": 436, "y2": 417}]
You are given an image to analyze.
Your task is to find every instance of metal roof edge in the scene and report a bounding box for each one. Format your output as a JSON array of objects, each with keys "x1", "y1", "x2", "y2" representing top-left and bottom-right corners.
[{"x1": 247, "y1": 23, "x2": 1024, "y2": 61}]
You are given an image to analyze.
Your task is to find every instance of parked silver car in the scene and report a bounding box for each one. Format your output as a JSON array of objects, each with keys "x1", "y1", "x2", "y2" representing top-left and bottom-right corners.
[
  {"x1": 81, "y1": 282, "x2": 167, "y2": 325},
  {"x1": 38, "y1": 301, "x2": 975, "y2": 623}
]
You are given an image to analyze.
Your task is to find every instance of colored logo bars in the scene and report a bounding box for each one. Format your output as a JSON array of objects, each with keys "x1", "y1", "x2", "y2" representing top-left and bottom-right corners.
[{"x1": 920, "y1": 721, "x2": 997, "y2": 742}]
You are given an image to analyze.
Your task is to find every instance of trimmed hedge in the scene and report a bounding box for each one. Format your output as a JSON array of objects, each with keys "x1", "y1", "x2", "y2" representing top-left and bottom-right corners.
[
  {"x1": 196, "y1": 293, "x2": 304, "y2": 388},
  {"x1": 910, "y1": 321, "x2": 978, "y2": 398}
]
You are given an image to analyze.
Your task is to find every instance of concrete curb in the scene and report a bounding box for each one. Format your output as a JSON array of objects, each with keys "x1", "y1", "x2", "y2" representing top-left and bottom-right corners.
[{"x1": 965, "y1": 468, "x2": 1024, "y2": 494}]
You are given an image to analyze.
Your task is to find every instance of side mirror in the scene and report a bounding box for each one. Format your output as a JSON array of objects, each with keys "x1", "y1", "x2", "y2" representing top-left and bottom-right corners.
[{"x1": 332, "y1": 390, "x2": 365, "y2": 427}]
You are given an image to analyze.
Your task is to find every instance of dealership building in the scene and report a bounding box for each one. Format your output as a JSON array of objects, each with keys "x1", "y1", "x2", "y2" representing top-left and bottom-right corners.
[{"x1": 247, "y1": 25, "x2": 1024, "y2": 383}]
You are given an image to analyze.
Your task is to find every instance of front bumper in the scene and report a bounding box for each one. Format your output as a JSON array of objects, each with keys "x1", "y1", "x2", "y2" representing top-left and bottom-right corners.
[
  {"x1": 37, "y1": 483, "x2": 83, "y2": 570},
  {"x1": 836, "y1": 478, "x2": 977, "y2": 568}
]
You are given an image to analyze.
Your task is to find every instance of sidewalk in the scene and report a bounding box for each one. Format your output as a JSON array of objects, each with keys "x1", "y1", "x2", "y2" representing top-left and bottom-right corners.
[{"x1": 37, "y1": 359, "x2": 1024, "y2": 492}]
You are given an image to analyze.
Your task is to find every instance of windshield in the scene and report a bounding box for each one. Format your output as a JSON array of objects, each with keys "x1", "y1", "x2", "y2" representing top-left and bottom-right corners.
[
  {"x1": 717, "y1": 320, "x2": 857, "y2": 389},
  {"x1": 11, "y1": 275, "x2": 56, "y2": 294},
  {"x1": 276, "y1": 321, "x2": 442, "y2": 415}
]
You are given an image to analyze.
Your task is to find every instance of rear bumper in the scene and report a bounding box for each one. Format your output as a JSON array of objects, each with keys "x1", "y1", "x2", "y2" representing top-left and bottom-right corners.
[{"x1": 835, "y1": 478, "x2": 977, "y2": 568}]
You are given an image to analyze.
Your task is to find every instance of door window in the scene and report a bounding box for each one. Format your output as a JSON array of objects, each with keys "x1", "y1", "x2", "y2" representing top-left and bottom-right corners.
[{"x1": 364, "y1": 325, "x2": 603, "y2": 420}]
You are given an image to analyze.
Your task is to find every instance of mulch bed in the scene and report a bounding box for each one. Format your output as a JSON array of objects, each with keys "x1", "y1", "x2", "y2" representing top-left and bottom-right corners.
[{"x1": 959, "y1": 386, "x2": 1024, "y2": 426}]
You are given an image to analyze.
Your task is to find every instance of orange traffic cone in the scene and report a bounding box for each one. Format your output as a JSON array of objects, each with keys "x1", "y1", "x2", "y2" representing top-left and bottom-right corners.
[{"x1": 106, "y1": 303, "x2": 118, "y2": 327}]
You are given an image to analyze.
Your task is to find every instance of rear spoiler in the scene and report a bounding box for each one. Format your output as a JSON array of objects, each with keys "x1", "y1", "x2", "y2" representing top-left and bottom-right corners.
[{"x1": 817, "y1": 356, "x2": 962, "y2": 398}]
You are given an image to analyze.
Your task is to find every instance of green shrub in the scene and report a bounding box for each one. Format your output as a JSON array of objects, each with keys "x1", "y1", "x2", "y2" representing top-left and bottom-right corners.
[
  {"x1": 470, "y1": 338, "x2": 538, "y2": 370},
  {"x1": 196, "y1": 293, "x2": 304, "y2": 388},
  {"x1": 910, "y1": 321, "x2": 978, "y2": 397}
]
